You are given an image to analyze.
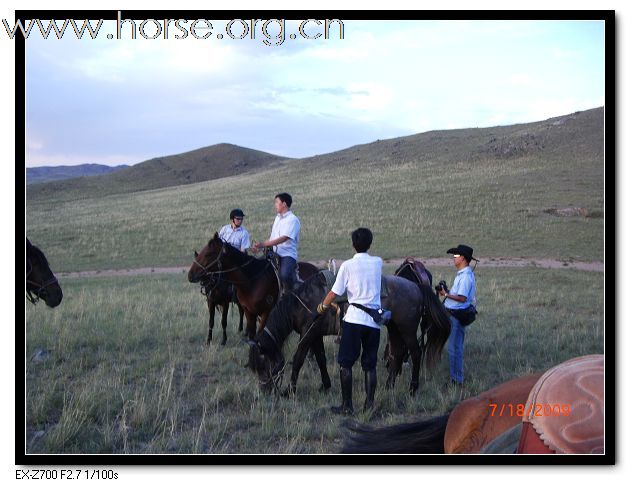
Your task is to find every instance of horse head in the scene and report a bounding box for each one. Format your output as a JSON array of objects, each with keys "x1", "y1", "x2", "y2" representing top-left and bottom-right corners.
[
  {"x1": 26, "y1": 239, "x2": 63, "y2": 308},
  {"x1": 188, "y1": 233, "x2": 229, "y2": 283},
  {"x1": 247, "y1": 336, "x2": 285, "y2": 394}
]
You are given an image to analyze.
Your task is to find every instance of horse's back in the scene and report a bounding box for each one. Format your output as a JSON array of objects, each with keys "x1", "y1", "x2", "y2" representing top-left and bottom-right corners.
[{"x1": 444, "y1": 372, "x2": 544, "y2": 453}]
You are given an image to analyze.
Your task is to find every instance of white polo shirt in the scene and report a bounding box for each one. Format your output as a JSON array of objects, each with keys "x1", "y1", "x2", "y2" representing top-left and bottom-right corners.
[
  {"x1": 218, "y1": 224, "x2": 250, "y2": 252},
  {"x1": 331, "y1": 252, "x2": 383, "y2": 329},
  {"x1": 270, "y1": 210, "x2": 300, "y2": 260}
]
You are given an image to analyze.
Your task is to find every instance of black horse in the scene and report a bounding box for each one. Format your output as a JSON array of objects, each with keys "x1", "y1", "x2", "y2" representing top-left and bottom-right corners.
[
  {"x1": 247, "y1": 271, "x2": 337, "y2": 395},
  {"x1": 248, "y1": 271, "x2": 451, "y2": 395},
  {"x1": 199, "y1": 275, "x2": 245, "y2": 346},
  {"x1": 26, "y1": 238, "x2": 63, "y2": 308}
]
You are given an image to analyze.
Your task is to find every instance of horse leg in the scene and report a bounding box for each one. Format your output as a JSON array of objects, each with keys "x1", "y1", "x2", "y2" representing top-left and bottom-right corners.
[
  {"x1": 220, "y1": 301, "x2": 229, "y2": 346},
  {"x1": 401, "y1": 330, "x2": 422, "y2": 395},
  {"x1": 206, "y1": 298, "x2": 215, "y2": 345},
  {"x1": 237, "y1": 303, "x2": 244, "y2": 333},
  {"x1": 385, "y1": 324, "x2": 405, "y2": 390},
  {"x1": 286, "y1": 332, "x2": 312, "y2": 395},
  {"x1": 245, "y1": 312, "x2": 257, "y2": 341},
  {"x1": 311, "y1": 335, "x2": 331, "y2": 392}
]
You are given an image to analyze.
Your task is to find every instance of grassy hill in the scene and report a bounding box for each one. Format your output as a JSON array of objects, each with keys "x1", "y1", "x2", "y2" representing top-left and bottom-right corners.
[
  {"x1": 25, "y1": 108, "x2": 605, "y2": 272},
  {"x1": 26, "y1": 143, "x2": 291, "y2": 200},
  {"x1": 27, "y1": 164, "x2": 130, "y2": 185}
]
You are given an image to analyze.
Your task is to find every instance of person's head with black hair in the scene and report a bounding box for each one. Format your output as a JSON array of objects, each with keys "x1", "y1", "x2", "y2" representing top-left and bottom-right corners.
[
  {"x1": 274, "y1": 193, "x2": 292, "y2": 214},
  {"x1": 351, "y1": 227, "x2": 373, "y2": 253}
]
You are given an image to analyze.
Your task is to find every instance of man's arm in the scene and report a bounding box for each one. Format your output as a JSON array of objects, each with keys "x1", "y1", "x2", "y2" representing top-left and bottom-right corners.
[{"x1": 440, "y1": 291, "x2": 467, "y2": 303}]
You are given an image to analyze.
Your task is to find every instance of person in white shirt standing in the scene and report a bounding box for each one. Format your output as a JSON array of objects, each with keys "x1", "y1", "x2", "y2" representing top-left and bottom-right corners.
[
  {"x1": 217, "y1": 209, "x2": 250, "y2": 252},
  {"x1": 317, "y1": 227, "x2": 383, "y2": 415},
  {"x1": 252, "y1": 193, "x2": 301, "y2": 294}
]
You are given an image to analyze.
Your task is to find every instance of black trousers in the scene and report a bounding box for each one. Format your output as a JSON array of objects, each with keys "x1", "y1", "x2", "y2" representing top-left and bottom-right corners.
[{"x1": 337, "y1": 320, "x2": 380, "y2": 371}]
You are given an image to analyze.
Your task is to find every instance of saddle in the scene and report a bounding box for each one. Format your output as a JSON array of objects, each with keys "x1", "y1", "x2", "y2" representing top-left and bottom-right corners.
[
  {"x1": 517, "y1": 354, "x2": 604, "y2": 454},
  {"x1": 399, "y1": 257, "x2": 432, "y2": 287}
]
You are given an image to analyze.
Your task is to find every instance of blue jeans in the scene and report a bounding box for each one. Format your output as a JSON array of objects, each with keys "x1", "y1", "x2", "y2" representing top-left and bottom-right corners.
[
  {"x1": 447, "y1": 314, "x2": 467, "y2": 383},
  {"x1": 279, "y1": 256, "x2": 297, "y2": 290}
]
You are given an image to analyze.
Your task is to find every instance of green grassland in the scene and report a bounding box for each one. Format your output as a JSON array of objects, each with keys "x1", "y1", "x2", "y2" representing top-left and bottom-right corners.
[
  {"x1": 25, "y1": 267, "x2": 604, "y2": 454},
  {"x1": 25, "y1": 108, "x2": 604, "y2": 272}
]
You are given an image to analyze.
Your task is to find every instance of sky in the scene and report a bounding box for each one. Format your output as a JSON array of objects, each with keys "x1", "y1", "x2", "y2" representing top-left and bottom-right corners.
[{"x1": 24, "y1": 18, "x2": 606, "y2": 167}]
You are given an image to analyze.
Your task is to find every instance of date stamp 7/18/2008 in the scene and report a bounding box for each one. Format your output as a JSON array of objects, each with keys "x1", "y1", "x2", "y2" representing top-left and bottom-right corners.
[{"x1": 488, "y1": 403, "x2": 571, "y2": 418}]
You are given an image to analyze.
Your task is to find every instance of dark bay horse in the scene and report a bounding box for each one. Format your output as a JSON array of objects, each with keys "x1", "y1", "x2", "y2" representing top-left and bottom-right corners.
[
  {"x1": 26, "y1": 238, "x2": 63, "y2": 308},
  {"x1": 188, "y1": 233, "x2": 319, "y2": 340},
  {"x1": 199, "y1": 275, "x2": 245, "y2": 346},
  {"x1": 342, "y1": 354, "x2": 605, "y2": 454},
  {"x1": 249, "y1": 272, "x2": 451, "y2": 395}
]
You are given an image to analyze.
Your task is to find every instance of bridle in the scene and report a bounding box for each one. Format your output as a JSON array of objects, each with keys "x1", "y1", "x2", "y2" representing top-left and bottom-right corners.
[
  {"x1": 26, "y1": 257, "x2": 58, "y2": 305},
  {"x1": 191, "y1": 238, "x2": 262, "y2": 284}
]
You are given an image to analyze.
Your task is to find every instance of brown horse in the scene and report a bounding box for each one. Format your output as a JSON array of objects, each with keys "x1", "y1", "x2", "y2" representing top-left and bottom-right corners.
[
  {"x1": 199, "y1": 275, "x2": 245, "y2": 346},
  {"x1": 188, "y1": 233, "x2": 319, "y2": 339},
  {"x1": 26, "y1": 238, "x2": 63, "y2": 308},
  {"x1": 342, "y1": 354, "x2": 605, "y2": 454}
]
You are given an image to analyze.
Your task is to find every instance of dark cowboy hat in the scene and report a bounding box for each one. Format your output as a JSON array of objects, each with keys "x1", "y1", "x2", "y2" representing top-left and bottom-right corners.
[
  {"x1": 447, "y1": 244, "x2": 478, "y2": 262},
  {"x1": 230, "y1": 208, "x2": 245, "y2": 219}
]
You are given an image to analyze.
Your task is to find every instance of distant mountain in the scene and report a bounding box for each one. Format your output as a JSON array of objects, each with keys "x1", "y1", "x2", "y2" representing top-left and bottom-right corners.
[
  {"x1": 27, "y1": 143, "x2": 290, "y2": 200},
  {"x1": 26, "y1": 164, "x2": 130, "y2": 185}
]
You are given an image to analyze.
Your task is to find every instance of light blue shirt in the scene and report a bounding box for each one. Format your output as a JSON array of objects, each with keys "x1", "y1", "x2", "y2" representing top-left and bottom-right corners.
[
  {"x1": 218, "y1": 224, "x2": 250, "y2": 252},
  {"x1": 331, "y1": 253, "x2": 383, "y2": 329},
  {"x1": 270, "y1": 211, "x2": 300, "y2": 260},
  {"x1": 444, "y1": 266, "x2": 476, "y2": 310}
]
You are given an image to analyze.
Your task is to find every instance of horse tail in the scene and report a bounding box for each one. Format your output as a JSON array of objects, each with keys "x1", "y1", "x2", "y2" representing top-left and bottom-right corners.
[
  {"x1": 341, "y1": 413, "x2": 449, "y2": 454},
  {"x1": 418, "y1": 284, "x2": 451, "y2": 369}
]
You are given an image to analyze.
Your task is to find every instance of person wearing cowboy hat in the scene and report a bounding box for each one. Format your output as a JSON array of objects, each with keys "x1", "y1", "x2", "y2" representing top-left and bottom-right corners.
[
  {"x1": 437, "y1": 244, "x2": 477, "y2": 386},
  {"x1": 217, "y1": 208, "x2": 251, "y2": 253}
]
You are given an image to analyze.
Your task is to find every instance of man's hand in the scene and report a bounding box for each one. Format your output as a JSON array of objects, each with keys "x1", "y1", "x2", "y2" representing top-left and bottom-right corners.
[{"x1": 317, "y1": 302, "x2": 329, "y2": 314}]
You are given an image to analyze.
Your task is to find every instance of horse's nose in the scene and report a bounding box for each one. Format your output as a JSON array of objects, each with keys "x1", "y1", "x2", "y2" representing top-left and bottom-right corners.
[
  {"x1": 188, "y1": 270, "x2": 198, "y2": 283},
  {"x1": 46, "y1": 288, "x2": 63, "y2": 308}
]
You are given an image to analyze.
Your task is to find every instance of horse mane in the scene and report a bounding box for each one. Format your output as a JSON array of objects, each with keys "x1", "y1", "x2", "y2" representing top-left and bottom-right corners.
[
  {"x1": 218, "y1": 237, "x2": 270, "y2": 277},
  {"x1": 260, "y1": 272, "x2": 326, "y2": 352}
]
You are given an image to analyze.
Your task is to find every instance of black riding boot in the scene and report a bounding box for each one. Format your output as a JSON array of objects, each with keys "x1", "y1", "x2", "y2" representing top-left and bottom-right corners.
[
  {"x1": 331, "y1": 367, "x2": 353, "y2": 415},
  {"x1": 363, "y1": 368, "x2": 377, "y2": 411}
]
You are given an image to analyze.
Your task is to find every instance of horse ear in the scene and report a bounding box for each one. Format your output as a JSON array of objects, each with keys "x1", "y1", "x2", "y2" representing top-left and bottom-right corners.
[{"x1": 194, "y1": 250, "x2": 198, "y2": 258}]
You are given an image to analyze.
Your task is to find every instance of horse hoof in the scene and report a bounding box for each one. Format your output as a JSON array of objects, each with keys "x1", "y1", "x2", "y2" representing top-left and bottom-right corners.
[
  {"x1": 319, "y1": 384, "x2": 331, "y2": 393},
  {"x1": 221, "y1": 340, "x2": 227, "y2": 346}
]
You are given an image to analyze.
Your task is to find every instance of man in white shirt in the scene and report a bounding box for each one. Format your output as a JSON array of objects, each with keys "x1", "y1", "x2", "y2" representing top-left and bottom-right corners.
[
  {"x1": 318, "y1": 227, "x2": 383, "y2": 414},
  {"x1": 252, "y1": 193, "x2": 301, "y2": 293},
  {"x1": 217, "y1": 209, "x2": 250, "y2": 252}
]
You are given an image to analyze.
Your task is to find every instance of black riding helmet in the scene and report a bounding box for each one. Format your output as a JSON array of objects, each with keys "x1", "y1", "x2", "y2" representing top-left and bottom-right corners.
[{"x1": 230, "y1": 208, "x2": 245, "y2": 220}]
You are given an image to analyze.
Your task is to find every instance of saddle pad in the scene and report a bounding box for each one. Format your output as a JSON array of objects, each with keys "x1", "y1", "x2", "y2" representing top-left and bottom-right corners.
[{"x1": 522, "y1": 354, "x2": 604, "y2": 454}]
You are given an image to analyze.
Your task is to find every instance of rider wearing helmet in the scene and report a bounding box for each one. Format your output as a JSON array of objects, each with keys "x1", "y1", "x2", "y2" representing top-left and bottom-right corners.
[{"x1": 217, "y1": 209, "x2": 251, "y2": 252}]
